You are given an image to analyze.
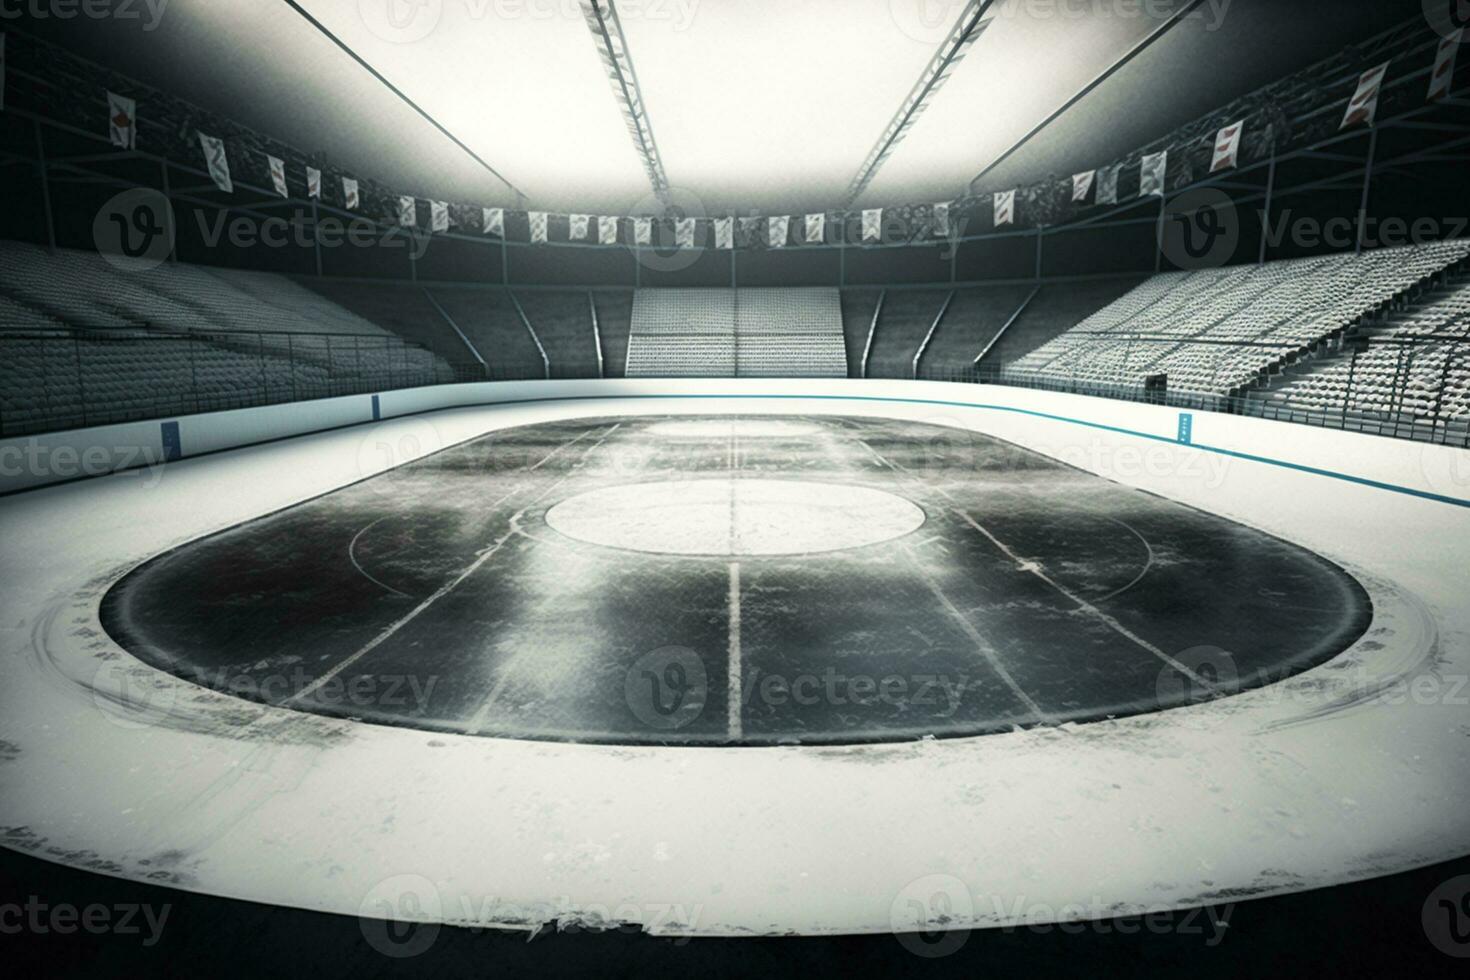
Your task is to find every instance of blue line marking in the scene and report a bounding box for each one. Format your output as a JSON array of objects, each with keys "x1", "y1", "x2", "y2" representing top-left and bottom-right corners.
[{"x1": 396, "y1": 390, "x2": 1470, "y2": 510}]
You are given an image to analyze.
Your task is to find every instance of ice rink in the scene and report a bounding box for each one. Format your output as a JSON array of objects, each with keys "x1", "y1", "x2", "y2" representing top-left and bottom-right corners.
[{"x1": 1, "y1": 380, "x2": 1467, "y2": 937}]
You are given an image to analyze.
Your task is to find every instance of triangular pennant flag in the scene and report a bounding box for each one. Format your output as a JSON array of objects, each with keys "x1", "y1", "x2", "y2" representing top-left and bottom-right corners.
[
  {"x1": 1072, "y1": 171, "x2": 1095, "y2": 203},
  {"x1": 306, "y1": 167, "x2": 322, "y2": 200},
  {"x1": 529, "y1": 211, "x2": 548, "y2": 244},
  {"x1": 805, "y1": 213, "x2": 825, "y2": 244},
  {"x1": 431, "y1": 200, "x2": 450, "y2": 234},
  {"x1": 862, "y1": 208, "x2": 883, "y2": 243},
  {"x1": 633, "y1": 217, "x2": 652, "y2": 245},
  {"x1": 738, "y1": 216, "x2": 762, "y2": 246},
  {"x1": 768, "y1": 215, "x2": 790, "y2": 248},
  {"x1": 1139, "y1": 151, "x2": 1168, "y2": 197},
  {"x1": 484, "y1": 207, "x2": 504, "y2": 236},
  {"x1": 993, "y1": 191, "x2": 1015, "y2": 227},
  {"x1": 1341, "y1": 62, "x2": 1389, "y2": 129},
  {"x1": 1211, "y1": 121, "x2": 1244, "y2": 172},
  {"x1": 715, "y1": 216, "x2": 733, "y2": 250},
  {"x1": 598, "y1": 215, "x2": 618, "y2": 244},
  {"x1": 107, "y1": 91, "x2": 137, "y2": 149},
  {"x1": 570, "y1": 214, "x2": 590, "y2": 240},
  {"x1": 398, "y1": 196, "x2": 417, "y2": 227},
  {"x1": 342, "y1": 177, "x2": 359, "y2": 210},
  {"x1": 198, "y1": 133, "x2": 232, "y2": 193},
  {"x1": 268, "y1": 155, "x2": 289, "y2": 198},
  {"x1": 676, "y1": 217, "x2": 696, "y2": 249},
  {"x1": 1429, "y1": 31, "x2": 1462, "y2": 102},
  {"x1": 933, "y1": 202, "x2": 951, "y2": 237},
  {"x1": 1096, "y1": 165, "x2": 1120, "y2": 205}
]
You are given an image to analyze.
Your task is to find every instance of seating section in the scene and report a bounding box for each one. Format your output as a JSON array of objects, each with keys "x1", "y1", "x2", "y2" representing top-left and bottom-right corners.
[
  {"x1": 920, "y1": 286, "x2": 1037, "y2": 375},
  {"x1": 839, "y1": 290, "x2": 881, "y2": 377},
  {"x1": 735, "y1": 289, "x2": 847, "y2": 378},
  {"x1": 1250, "y1": 273, "x2": 1470, "y2": 428},
  {"x1": 1005, "y1": 241, "x2": 1470, "y2": 400},
  {"x1": 864, "y1": 290, "x2": 950, "y2": 379},
  {"x1": 0, "y1": 242, "x2": 391, "y2": 336},
  {"x1": 980, "y1": 277, "x2": 1146, "y2": 369},
  {"x1": 627, "y1": 289, "x2": 736, "y2": 377},
  {"x1": 425, "y1": 288, "x2": 544, "y2": 379},
  {"x1": 514, "y1": 291, "x2": 602, "y2": 379},
  {"x1": 625, "y1": 289, "x2": 846, "y2": 377},
  {"x1": 591, "y1": 291, "x2": 634, "y2": 378}
]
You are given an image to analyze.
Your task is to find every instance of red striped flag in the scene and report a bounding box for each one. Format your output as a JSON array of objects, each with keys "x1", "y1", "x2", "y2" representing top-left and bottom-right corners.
[
  {"x1": 1429, "y1": 31, "x2": 1463, "y2": 102},
  {"x1": 1210, "y1": 121, "x2": 1244, "y2": 172},
  {"x1": 1341, "y1": 63, "x2": 1388, "y2": 129}
]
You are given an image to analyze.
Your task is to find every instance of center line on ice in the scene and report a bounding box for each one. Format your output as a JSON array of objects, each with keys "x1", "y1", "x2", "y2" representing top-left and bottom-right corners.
[{"x1": 727, "y1": 561, "x2": 743, "y2": 742}]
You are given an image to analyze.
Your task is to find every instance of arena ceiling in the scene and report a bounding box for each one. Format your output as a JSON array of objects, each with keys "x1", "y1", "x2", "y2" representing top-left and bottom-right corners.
[{"x1": 31, "y1": 0, "x2": 1423, "y2": 214}]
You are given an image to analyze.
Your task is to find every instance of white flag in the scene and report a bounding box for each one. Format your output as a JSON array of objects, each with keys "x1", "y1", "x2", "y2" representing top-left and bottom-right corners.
[
  {"x1": 933, "y1": 202, "x2": 951, "y2": 237},
  {"x1": 715, "y1": 216, "x2": 733, "y2": 250},
  {"x1": 107, "y1": 91, "x2": 137, "y2": 149},
  {"x1": 993, "y1": 191, "x2": 1015, "y2": 227},
  {"x1": 1429, "y1": 31, "x2": 1462, "y2": 101},
  {"x1": 342, "y1": 177, "x2": 359, "y2": 210},
  {"x1": 1096, "y1": 165, "x2": 1120, "y2": 205},
  {"x1": 198, "y1": 133, "x2": 232, "y2": 193},
  {"x1": 529, "y1": 211, "x2": 548, "y2": 244},
  {"x1": 431, "y1": 200, "x2": 449, "y2": 233},
  {"x1": 1139, "y1": 151, "x2": 1168, "y2": 197},
  {"x1": 268, "y1": 155, "x2": 288, "y2": 198},
  {"x1": 484, "y1": 207, "x2": 504, "y2": 236},
  {"x1": 633, "y1": 217, "x2": 652, "y2": 245},
  {"x1": 768, "y1": 215, "x2": 790, "y2": 248},
  {"x1": 676, "y1": 217, "x2": 696, "y2": 249},
  {"x1": 570, "y1": 214, "x2": 590, "y2": 239},
  {"x1": 805, "y1": 213, "x2": 825, "y2": 243},
  {"x1": 1211, "y1": 121, "x2": 1244, "y2": 172},
  {"x1": 306, "y1": 167, "x2": 322, "y2": 200},
  {"x1": 862, "y1": 208, "x2": 882, "y2": 243},
  {"x1": 598, "y1": 215, "x2": 618, "y2": 244},
  {"x1": 1072, "y1": 170, "x2": 1095, "y2": 203},
  {"x1": 1341, "y1": 62, "x2": 1388, "y2": 129},
  {"x1": 398, "y1": 196, "x2": 417, "y2": 227}
]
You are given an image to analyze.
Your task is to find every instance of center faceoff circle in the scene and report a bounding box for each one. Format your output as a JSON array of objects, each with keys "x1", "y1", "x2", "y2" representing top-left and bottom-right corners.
[{"x1": 544, "y1": 478, "x2": 928, "y2": 557}]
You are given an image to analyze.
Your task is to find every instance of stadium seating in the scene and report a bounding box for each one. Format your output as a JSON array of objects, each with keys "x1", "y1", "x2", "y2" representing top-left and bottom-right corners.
[
  {"x1": 514, "y1": 291, "x2": 603, "y2": 379},
  {"x1": 625, "y1": 289, "x2": 846, "y2": 377},
  {"x1": 864, "y1": 290, "x2": 950, "y2": 379},
  {"x1": 1250, "y1": 272, "x2": 1470, "y2": 431},
  {"x1": 1004, "y1": 241, "x2": 1470, "y2": 403}
]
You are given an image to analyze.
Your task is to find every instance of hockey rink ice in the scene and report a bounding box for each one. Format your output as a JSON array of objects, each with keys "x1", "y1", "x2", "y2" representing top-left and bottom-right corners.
[{"x1": 1, "y1": 380, "x2": 1467, "y2": 936}]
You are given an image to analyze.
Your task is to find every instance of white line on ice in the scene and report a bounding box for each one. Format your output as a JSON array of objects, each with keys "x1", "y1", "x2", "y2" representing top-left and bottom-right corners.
[
  {"x1": 727, "y1": 561, "x2": 743, "y2": 742},
  {"x1": 294, "y1": 424, "x2": 622, "y2": 708}
]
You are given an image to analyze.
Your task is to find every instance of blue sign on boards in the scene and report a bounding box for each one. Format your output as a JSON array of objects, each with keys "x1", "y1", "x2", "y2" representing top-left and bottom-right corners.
[{"x1": 1178, "y1": 413, "x2": 1194, "y2": 445}]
